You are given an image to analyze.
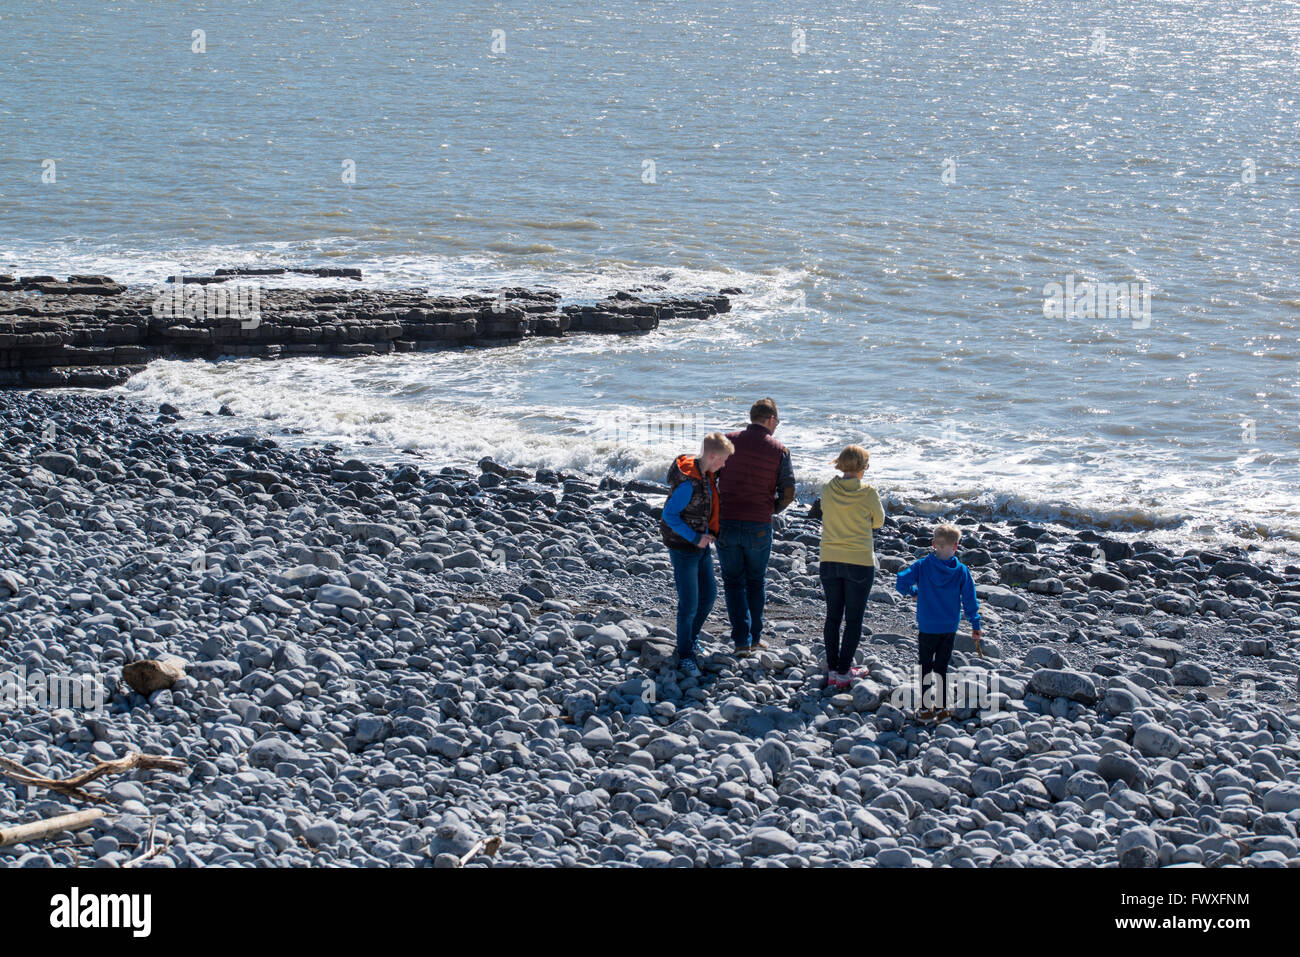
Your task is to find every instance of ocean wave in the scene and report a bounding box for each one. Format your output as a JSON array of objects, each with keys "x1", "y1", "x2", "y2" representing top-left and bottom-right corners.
[{"x1": 115, "y1": 355, "x2": 1300, "y2": 559}]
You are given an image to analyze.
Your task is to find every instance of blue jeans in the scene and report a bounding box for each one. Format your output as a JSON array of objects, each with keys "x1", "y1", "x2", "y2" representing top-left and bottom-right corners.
[
  {"x1": 716, "y1": 519, "x2": 773, "y2": 648},
  {"x1": 668, "y1": 544, "x2": 717, "y2": 662}
]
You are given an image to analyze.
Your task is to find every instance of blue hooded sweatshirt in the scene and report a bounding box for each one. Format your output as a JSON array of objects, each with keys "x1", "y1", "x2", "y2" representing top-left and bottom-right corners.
[{"x1": 895, "y1": 552, "x2": 983, "y2": 634}]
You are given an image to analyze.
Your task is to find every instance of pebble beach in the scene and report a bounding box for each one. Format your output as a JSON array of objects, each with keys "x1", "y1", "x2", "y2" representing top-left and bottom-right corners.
[{"x1": 2, "y1": 387, "x2": 1298, "y2": 868}]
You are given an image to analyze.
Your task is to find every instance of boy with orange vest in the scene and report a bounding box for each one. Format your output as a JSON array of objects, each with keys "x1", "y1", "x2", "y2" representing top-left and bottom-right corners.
[{"x1": 660, "y1": 432, "x2": 735, "y2": 677}]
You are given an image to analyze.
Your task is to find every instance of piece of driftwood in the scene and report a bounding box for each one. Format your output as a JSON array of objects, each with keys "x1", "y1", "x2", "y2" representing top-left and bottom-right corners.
[
  {"x1": 457, "y1": 835, "x2": 504, "y2": 867},
  {"x1": 0, "y1": 752, "x2": 186, "y2": 804},
  {"x1": 0, "y1": 808, "x2": 106, "y2": 847},
  {"x1": 123, "y1": 815, "x2": 171, "y2": 867}
]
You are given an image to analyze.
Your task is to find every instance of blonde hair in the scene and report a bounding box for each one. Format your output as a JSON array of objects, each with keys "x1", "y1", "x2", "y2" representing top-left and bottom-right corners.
[
  {"x1": 832, "y1": 444, "x2": 869, "y2": 473},
  {"x1": 933, "y1": 523, "x2": 962, "y2": 547},
  {"x1": 701, "y1": 432, "x2": 735, "y2": 456}
]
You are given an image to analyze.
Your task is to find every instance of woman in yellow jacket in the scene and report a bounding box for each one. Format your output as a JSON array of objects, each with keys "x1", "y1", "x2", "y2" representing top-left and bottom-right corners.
[{"x1": 817, "y1": 445, "x2": 885, "y2": 689}]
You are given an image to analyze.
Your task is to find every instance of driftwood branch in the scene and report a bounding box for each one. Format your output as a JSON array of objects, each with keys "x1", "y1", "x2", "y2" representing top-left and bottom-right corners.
[
  {"x1": 123, "y1": 815, "x2": 171, "y2": 868},
  {"x1": 457, "y1": 835, "x2": 503, "y2": 867},
  {"x1": 0, "y1": 752, "x2": 186, "y2": 804},
  {"x1": 0, "y1": 809, "x2": 107, "y2": 847}
]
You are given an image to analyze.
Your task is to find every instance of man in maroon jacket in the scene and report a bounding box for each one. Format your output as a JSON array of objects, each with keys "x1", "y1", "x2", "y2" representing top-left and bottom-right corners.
[{"x1": 715, "y1": 397, "x2": 796, "y2": 657}]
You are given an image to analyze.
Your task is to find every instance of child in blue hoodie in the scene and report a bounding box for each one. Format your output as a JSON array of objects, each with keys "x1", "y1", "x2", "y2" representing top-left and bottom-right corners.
[{"x1": 895, "y1": 522, "x2": 983, "y2": 718}]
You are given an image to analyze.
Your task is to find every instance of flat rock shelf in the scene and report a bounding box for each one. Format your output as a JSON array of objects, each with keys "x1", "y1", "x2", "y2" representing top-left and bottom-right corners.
[{"x1": 0, "y1": 271, "x2": 738, "y2": 389}]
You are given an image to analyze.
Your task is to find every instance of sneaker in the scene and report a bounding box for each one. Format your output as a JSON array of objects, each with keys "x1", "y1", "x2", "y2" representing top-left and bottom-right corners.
[
  {"x1": 733, "y1": 644, "x2": 751, "y2": 658},
  {"x1": 915, "y1": 707, "x2": 936, "y2": 721},
  {"x1": 680, "y1": 658, "x2": 702, "y2": 679},
  {"x1": 749, "y1": 638, "x2": 767, "y2": 654},
  {"x1": 830, "y1": 671, "x2": 851, "y2": 690},
  {"x1": 844, "y1": 666, "x2": 870, "y2": 683}
]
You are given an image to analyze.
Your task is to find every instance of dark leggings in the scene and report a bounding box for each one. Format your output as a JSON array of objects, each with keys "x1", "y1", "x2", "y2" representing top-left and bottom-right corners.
[
  {"x1": 819, "y1": 562, "x2": 875, "y2": 673},
  {"x1": 918, "y1": 631, "x2": 956, "y2": 707}
]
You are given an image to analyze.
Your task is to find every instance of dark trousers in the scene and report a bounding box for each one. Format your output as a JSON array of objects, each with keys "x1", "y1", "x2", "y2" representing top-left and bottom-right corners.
[
  {"x1": 819, "y1": 561, "x2": 875, "y2": 673},
  {"x1": 716, "y1": 519, "x2": 773, "y2": 648},
  {"x1": 668, "y1": 544, "x2": 717, "y2": 662},
  {"x1": 918, "y1": 631, "x2": 956, "y2": 707}
]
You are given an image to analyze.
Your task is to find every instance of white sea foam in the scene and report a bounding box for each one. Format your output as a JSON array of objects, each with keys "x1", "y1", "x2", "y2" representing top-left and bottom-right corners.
[{"x1": 117, "y1": 337, "x2": 1300, "y2": 560}]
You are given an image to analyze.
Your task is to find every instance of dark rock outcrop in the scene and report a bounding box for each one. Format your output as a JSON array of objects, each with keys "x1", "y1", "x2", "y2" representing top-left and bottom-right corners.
[{"x1": 0, "y1": 272, "x2": 736, "y2": 389}]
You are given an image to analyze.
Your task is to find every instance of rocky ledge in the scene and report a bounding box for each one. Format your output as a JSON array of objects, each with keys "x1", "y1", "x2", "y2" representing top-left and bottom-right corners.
[
  {"x1": 0, "y1": 271, "x2": 737, "y2": 389},
  {"x1": 1, "y1": 389, "x2": 1298, "y2": 868}
]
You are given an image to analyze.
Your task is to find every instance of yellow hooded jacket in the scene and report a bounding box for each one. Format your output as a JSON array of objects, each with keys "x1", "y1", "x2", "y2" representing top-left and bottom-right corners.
[{"x1": 818, "y1": 477, "x2": 885, "y2": 567}]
